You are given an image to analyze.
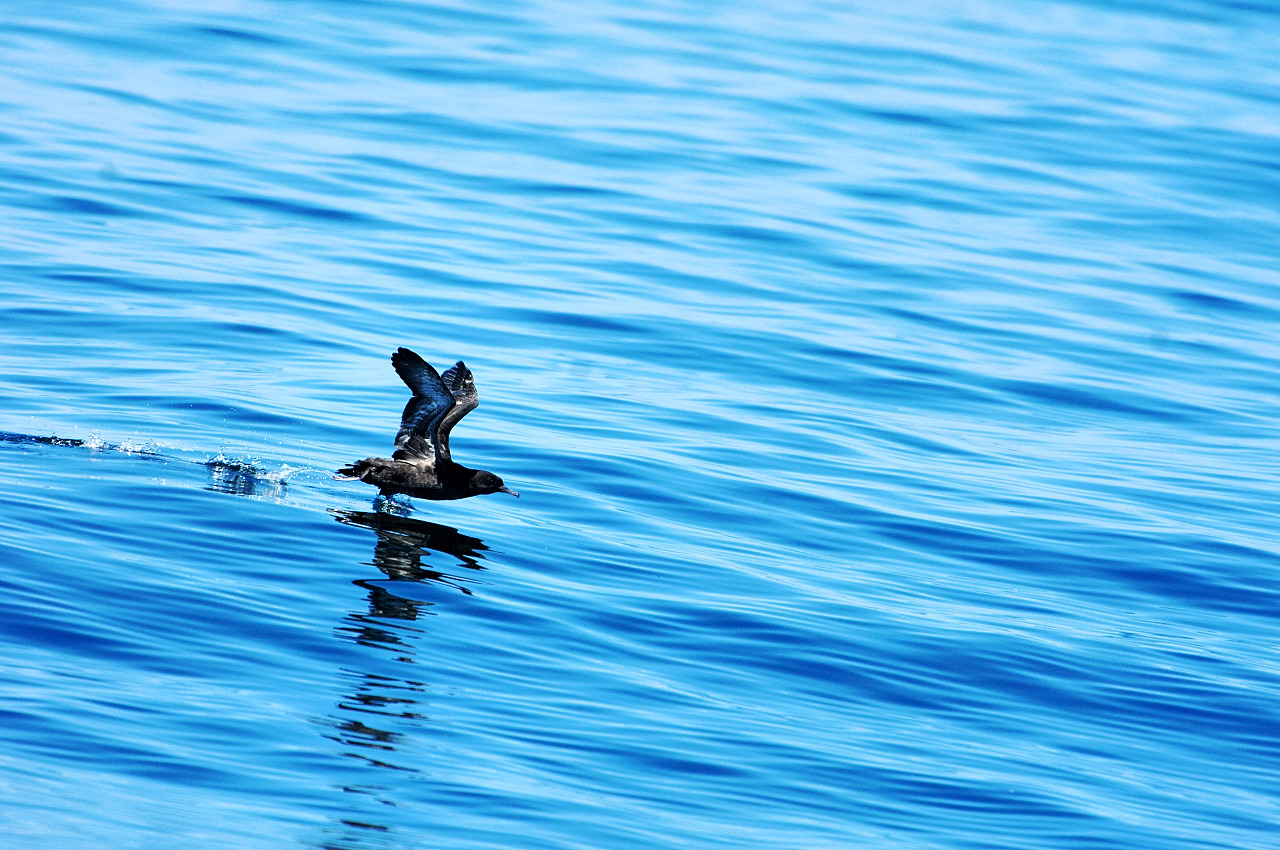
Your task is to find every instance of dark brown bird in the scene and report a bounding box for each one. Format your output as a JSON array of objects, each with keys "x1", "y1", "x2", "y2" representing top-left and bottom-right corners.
[{"x1": 337, "y1": 348, "x2": 518, "y2": 501}]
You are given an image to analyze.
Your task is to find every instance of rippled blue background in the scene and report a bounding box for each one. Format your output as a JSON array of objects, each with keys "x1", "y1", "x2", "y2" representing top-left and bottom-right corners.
[{"x1": 2, "y1": 1, "x2": 1278, "y2": 847}]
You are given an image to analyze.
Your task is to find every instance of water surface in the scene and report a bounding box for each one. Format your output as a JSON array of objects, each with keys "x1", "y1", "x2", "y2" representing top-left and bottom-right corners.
[{"x1": 1, "y1": 1, "x2": 1278, "y2": 848}]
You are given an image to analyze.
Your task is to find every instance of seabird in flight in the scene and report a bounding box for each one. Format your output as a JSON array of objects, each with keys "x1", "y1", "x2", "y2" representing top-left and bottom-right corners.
[{"x1": 337, "y1": 348, "x2": 518, "y2": 501}]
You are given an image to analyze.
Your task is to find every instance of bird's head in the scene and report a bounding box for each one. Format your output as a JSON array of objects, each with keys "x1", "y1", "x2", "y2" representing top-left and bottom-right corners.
[{"x1": 472, "y1": 469, "x2": 519, "y2": 498}]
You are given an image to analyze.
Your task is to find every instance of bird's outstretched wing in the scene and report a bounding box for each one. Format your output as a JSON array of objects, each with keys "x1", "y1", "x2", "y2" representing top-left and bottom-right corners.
[
  {"x1": 436, "y1": 361, "x2": 479, "y2": 460},
  {"x1": 390, "y1": 348, "x2": 453, "y2": 468}
]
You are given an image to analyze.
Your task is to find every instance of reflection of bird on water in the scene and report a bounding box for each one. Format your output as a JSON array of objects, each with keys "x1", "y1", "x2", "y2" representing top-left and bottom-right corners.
[
  {"x1": 322, "y1": 509, "x2": 484, "y2": 838},
  {"x1": 338, "y1": 348, "x2": 518, "y2": 501},
  {"x1": 332, "y1": 508, "x2": 488, "y2": 599}
]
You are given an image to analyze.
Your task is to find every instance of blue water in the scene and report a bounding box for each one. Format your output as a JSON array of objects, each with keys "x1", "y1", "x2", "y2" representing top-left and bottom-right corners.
[{"x1": 2, "y1": 1, "x2": 1278, "y2": 847}]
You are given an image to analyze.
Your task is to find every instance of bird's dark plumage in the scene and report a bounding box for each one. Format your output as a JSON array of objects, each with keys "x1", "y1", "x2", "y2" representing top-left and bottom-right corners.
[{"x1": 337, "y1": 348, "x2": 518, "y2": 501}]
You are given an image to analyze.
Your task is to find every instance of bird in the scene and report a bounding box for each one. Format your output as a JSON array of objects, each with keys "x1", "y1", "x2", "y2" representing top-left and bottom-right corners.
[{"x1": 337, "y1": 348, "x2": 518, "y2": 501}]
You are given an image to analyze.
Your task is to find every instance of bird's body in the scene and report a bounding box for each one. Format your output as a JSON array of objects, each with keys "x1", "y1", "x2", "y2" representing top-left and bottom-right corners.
[{"x1": 337, "y1": 348, "x2": 518, "y2": 501}]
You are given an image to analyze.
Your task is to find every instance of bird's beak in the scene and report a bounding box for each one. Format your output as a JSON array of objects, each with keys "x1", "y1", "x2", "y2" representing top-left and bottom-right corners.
[{"x1": 499, "y1": 486, "x2": 520, "y2": 498}]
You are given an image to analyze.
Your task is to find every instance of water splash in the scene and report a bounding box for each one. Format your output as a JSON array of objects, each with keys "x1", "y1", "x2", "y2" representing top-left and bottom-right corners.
[
  {"x1": 202, "y1": 451, "x2": 301, "y2": 498},
  {"x1": 117, "y1": 437, "x2": 161, "y2": 455}
]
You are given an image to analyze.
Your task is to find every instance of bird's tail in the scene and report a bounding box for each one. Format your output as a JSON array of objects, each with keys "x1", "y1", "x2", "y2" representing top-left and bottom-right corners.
[{"x1": 336, "y1": 458, "x2": 377, "y2": 480}]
